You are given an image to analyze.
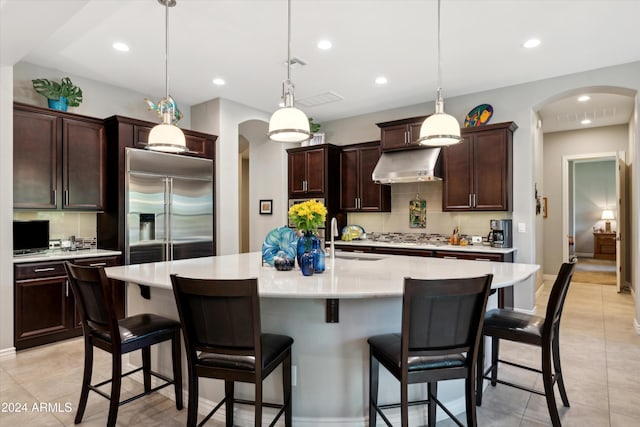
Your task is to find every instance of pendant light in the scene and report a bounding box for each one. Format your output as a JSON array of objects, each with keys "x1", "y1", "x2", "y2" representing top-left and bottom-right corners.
[
  {"x1": 268, "y1": 0, "x2": 311, "y2": 143},
  {"x1": 147, "y1": 0, "x2": 187, "y2": 153},
  {"x1": 417, "y1": 0, "x2": 463, "y2": 147}
]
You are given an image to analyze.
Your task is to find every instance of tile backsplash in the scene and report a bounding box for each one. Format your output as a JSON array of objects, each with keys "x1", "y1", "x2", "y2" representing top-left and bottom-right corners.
[
  {"x1": 347, "y1": 181, "x2": 512, "y2": 237},
  {"x1": 13, "y1": 211, "x2": 97, "y2": 241}
]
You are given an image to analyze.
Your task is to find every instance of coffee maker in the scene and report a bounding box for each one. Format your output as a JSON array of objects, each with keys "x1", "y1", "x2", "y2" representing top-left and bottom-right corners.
[{"x1": 488, "y1": 219, "x2": 512, "y2": 248}]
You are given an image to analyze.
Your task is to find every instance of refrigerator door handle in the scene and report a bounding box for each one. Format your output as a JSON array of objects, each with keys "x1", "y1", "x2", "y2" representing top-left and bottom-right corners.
[{"x1": 165, "y1": 177, "x2": 172, "y2": 261}]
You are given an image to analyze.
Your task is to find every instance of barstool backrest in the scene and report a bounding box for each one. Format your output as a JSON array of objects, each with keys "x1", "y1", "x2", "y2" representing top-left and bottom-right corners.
[
  {"x1": 170, "y1": 275, "x2": 261, "y2": 361},
  {"x1": 543, "y1": 262, "x2": 576, "y2": 336},
  {"x1": 403, "y1": 275, "x2": 493, "y2": 360},
  {"x1": 65, "y1": 262, "x2": 119, "y2": 337}
]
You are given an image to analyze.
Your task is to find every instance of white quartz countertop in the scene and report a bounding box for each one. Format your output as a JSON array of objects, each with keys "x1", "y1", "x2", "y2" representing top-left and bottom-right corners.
[
  {"x1": 334, "y1": 239, "x2": 516, "y2": 254},
  {"x1": 105, "y1": 251, "x2": 538, "y2": 299},
  {"x1": 13, "y1": 248, "x2": 122, "y2": 263}
]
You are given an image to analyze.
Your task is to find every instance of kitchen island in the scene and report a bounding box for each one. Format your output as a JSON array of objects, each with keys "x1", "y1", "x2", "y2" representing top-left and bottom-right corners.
[{"x1": 106, "y1": 251, "x2": 538, "y2": 426}]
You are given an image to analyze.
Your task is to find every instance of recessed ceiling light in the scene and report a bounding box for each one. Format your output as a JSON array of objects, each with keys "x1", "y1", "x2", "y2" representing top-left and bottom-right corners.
[
  {"x1": 212, "y1": 78, "x2": 225, "y2": 86},
  {"x1": 317, "y1": 40, "x2": 332, "y2": 50},
  {"x1": 523, "y1": 38, "x2": 541, "y2": 49},
  {"x1": 112, "y1": 42, "x2": 130, "y2": 52},
  {"x1": 578, "y1": 95, "x2": 590, "y2": 102},
  {"x1": 581, "y1": 118, "x2": 592, "y2": 125},
  {"x1": 375, "y1": 76, "x2": 388, "y2": 85},
  {"x1": 278, "y1": 102, "x2": 285, "y2": 108}
]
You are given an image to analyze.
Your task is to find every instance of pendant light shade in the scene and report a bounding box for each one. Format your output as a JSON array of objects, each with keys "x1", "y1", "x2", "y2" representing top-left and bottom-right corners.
[
  {"x1": 268, "y1": 0, "x2": 311, "y2": 143},
  {"x1": 417, "y1": 0, "x2": 463, "y2": 147},
  {"x1": 147, "y1": 0, "x2": 187, "y2": 153}
]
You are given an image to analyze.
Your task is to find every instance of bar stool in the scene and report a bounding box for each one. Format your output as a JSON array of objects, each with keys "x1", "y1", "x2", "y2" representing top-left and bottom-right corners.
[
  {"x1": 170, "y1": 275, "x2": 293, "y2": 427},
  {"x1": 368, "y1": 275, "x2": 493, "y2": 427},
  {"x1": 476, "y1": 262, "x2": 576, "y2": 427},
  {"x1": 64, "y1": 262, "x2": 183, "y2": 427}
]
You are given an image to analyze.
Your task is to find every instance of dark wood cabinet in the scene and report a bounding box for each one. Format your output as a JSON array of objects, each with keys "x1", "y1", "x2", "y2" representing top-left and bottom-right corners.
[
  {"x1": 376, "y1": 116, "x2": 427, "y2": 151},
  {"x1": 593, "y1": 232, "x2": 616, "y2": 260},
  {"x1": 340, "y1": 141, "x2": 390, "y2": 212},
  {"x1": 13, "y1": 103, "x2": 106, "y2": 210},
  {"x1": 14, "y1": 255, "x2": 122, "y2": 350},
  {"x1": 286, "y1": 144, "x2": 346, "y2": 233},
  {"x1": 433, "y1": 250, "x2": 512, "y2": 262},
  {"x1": 442, "y1": 122, "x2": 516, "y2": 211},
  {"x1": 288, "y1": 146, "x2": 326, "y2": 195}
]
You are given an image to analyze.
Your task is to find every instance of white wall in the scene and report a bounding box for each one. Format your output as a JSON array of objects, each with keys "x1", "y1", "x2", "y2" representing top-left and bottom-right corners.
[
  {"x1": 13, "y1": 62, "x2": 187, "y2": 127},
  {"x1": 0, "y1": 65, "x2": 14, "y2": 354},
  {"x1": 543, "y1": 126, "x2": 628, "y2": 274}
]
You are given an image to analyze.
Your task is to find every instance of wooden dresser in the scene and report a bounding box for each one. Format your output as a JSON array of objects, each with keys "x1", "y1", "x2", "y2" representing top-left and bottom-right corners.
[{"x1": 593, "y1": 232, "x2": 616, "y2": 260}]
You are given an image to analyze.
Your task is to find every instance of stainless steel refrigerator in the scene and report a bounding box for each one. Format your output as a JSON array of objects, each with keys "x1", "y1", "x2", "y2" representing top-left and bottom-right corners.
[{"x1": 125, "y1": 148, "x2": 214, "y2": 264}]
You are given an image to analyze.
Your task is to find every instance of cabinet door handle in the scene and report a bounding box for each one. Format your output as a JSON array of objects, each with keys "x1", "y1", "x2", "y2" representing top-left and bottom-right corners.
[
  {"x1": 52, "y1": 189, "x2": 57, "y2": 205},
  {"x1": 469, "y1": 194, "x2": 472, "y2": 207},
  {"x1": 473, "y1": 193, "x2": 477, "y2": 207},
  {"x1": 34, "y1": 267, "x2": 55, "y2": 273},
  {"x1": 65, "y1": 280, "x2": 69, "y2": 298},
  {"x1": 89, "y1": 262, "x2": 107, "y2": 267},
  {"x1": 474, "y1": 258, "x2": 491, "y2": 262},
  {"x1": 443, "y1": 256, "x2": 458, "y2": 259},
  {"x1": 404, "y1": 131, "x2": 409, "y2": 144},
  {"x1": 65, "y1": 190, "x2": 69, "y2": 206}
]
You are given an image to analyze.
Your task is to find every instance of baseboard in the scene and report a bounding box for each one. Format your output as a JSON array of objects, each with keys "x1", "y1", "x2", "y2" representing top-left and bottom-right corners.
[
  {"x1": 574, "y1": 252, "x2": 593, "y2": 258},
  {"x1": 0, "y1": 346, "x2": 16, "y2": 359},
  {"x1": 543, "y1": 274, "x2": 557, "y2": 282},
  {"x1": 125, "y1": 362, "x2": 467, "y2": 426}
]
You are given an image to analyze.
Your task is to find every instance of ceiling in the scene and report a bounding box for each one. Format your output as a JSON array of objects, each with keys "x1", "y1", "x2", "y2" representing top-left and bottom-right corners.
[{"x1": 2, "y1": 0, "x2": 639, "y2": 132}]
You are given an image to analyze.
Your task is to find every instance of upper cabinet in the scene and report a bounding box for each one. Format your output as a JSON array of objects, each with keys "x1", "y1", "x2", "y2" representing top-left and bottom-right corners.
[
  {"x1": 340, "y1": 141, "x2": 390, "y2": 212},
  {"x1": 13, "y1": 103, "x2": 107, "y2": 210},
  {"x1": 288, "y1": 146, "x2": 327, "y2": 196},
  {"x1": 376, "y1": 116, "x2": 427, "y2": 152},
  {"x1": 442, "y1": 121, "x2": 517, "y2": 211}
]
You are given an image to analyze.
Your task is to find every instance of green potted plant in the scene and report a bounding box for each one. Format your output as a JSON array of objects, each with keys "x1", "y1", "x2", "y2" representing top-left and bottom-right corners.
[
  {"x1": 307, "y1": 117, "x2": 324, "y2": 145},
  {"x1": 32, "y1": 77, "x2": 83, "y2": 111}
]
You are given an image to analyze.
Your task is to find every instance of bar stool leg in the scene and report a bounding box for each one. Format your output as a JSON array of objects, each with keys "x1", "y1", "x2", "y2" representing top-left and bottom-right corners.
[
  {"x1": 465, "y1": 375, "x2": 477, "y2": 427},
  {"x1": 542, "y1": 343, "x2": 561, "y2": 427},
  {"x1": 552, "y1": 330, "x2": 570, "y2": 407},
  {"x1": 186, "y1": 370, "x2": 198, "y2": 427},
  {"x1": 225, "y1": 380, "x2": 234, "y2": 426},
  {"x1": 142, "y1": 346, "x2": 151, "y2": 392},
  {"x1": 369, "y1": 353, "x2": 379, "y2": 427},
  {"x1": 427, "y1": 382, "x2": 437, "y2": 427},
  {"x1": 283, "y1": 351, "x2": 292, "y2": 427},
  {"x1": 490, "y1": 337, "x2": 499, "y2": 386},
  {"x1": 172, "y1": 332, "x2": 183, "y2": 409},
  {"x1": 254, "y1": 381, "x2": 263, "y2": 427},
  {"x1": 401, "y1": 379, "x2": 409, "y2": 427},
  {"x1": 75, "y1": 338, "x2": 93, "y2": 424},
  {"x1": 476, "y1": 336, "x2": 485, "y2": 406},
  {"x1": 107, "y1": 352, "x2": 122, "y2": 427}
]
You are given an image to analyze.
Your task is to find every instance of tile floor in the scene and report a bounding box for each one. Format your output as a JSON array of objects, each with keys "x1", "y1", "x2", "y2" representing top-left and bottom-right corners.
[{"x1": 1, "y1": 280, "x2": 638, "y2": 426}]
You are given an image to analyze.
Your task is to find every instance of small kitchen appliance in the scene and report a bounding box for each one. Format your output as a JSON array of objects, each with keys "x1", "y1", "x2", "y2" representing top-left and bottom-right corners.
[{"x1": 488, "y1": 219, "x2": 512, "y2": 248}]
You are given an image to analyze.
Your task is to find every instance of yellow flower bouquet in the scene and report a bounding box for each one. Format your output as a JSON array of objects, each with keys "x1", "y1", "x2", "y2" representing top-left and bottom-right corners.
[{"x1": 288, "y1": 199, "x2": 327, "y2": 234}]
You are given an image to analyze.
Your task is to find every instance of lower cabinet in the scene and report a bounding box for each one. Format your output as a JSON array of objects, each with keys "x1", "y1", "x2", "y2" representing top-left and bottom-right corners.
[
  {"x1": 14, "y1": 255, "x2": 122, "y2": 350},
  {"x1": 433, "y1": 250, "x2": 513, "y2": 262}
]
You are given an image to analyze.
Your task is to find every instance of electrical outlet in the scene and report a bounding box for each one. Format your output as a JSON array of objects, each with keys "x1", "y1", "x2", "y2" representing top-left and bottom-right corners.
[
  {"x1": 471, "y1": 236, "x2": 482, "y2": 243},
  {"x1": 292, "y1": 365, "x2": 297, "y2": 387}
]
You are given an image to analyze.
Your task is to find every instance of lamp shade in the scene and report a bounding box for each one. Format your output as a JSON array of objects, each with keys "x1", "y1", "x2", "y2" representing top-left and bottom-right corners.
[
  {"x1": 417, "y1": 112, "x2": 463, "y2": 146},
  {"x1": 147, "y1": 123, "x2": 187, "y2": 153},
  {"x1": 268, "y1": 106, "x2": 311, "y2": 143},
  {"x1": 601, "y1": 209, "x2": 615, "y2": 220}
]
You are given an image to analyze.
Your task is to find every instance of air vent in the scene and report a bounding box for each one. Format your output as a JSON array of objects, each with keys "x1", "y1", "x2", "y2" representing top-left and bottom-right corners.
[
  {"x1": 297, "y1": 91, "x2": 344, "y2": 108},
  {"x1": 283, "y1": 57, "x2": 307, "y2": 68}
]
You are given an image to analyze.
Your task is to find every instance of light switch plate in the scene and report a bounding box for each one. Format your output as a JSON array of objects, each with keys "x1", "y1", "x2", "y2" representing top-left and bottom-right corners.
[{"x1": 518, "y1": 222, "x2": 526, "y2": 233}]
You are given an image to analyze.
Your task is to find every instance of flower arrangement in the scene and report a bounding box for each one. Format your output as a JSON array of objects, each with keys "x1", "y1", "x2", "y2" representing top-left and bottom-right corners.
[{"x1": 288, "y1": 199, "x2": 327, "y2": 234}]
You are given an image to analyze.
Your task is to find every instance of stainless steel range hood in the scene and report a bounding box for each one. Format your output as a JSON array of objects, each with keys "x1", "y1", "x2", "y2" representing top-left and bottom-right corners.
[{"x1": 372, "y1": 148, "x2": 442, "y2": 184}]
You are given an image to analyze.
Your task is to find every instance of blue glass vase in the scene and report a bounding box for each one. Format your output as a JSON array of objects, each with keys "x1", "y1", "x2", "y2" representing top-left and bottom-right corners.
[
  {"x1": 297, "y1": 231, "x2": 318, "y2": 268},
  {"x1": 312, "y1": 238, "x2": 325, "y2": 273},
  {"x1": 300, "y1": 252, "x2": 314, "y2": 276}
]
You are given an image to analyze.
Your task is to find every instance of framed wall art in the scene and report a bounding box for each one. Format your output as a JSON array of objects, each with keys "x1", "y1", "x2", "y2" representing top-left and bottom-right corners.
[{"x1": 259, "y1": 199, "x2": 273, "y2": 215}]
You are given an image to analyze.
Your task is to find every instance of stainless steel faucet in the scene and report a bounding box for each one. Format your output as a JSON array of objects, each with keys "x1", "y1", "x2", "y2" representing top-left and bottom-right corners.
[{"x1": 330, "y1": 217, "x2": 339, "y2": 259}]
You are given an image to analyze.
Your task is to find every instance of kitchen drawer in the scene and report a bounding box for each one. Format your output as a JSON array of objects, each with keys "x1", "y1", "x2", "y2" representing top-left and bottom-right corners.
[
  {"x1": 434, "y1": 251, "x2": 504, "y2": 262},
  {"x1": 73, "y1": 255, "x2": 120, "y2": 268},
  {"x1": 372, "y1": 247, "x2": 434, "y2": 257},
  {"x1": 15, "y1": 261, "x2": 66, "y2": 281}
]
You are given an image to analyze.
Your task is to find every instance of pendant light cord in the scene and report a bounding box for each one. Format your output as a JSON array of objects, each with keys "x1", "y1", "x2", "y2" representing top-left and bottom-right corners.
[
  {"x1": 286, "y1": 0, "x2": 291, "y2": 83},
  {"x1": 164, "y1": 0, "x2": 170, "y2": 100},
  {"x1": 437, "y1": 0, "x2": 442, "y2": 92}
]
